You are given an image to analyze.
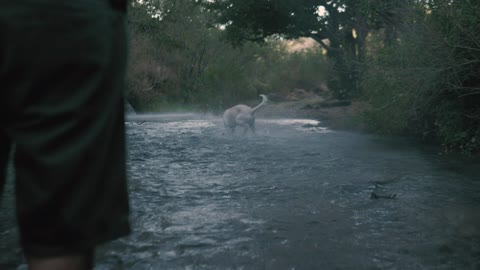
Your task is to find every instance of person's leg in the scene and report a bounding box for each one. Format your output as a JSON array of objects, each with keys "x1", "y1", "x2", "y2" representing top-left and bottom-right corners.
[
  {"x1": 27, "y1": 250, "x2": 94, "y2": 270},
  {"x1": 0, "y1": 1, "x2": 130, "y2": 268},
  {"x1": 0, "y1": 15, "x2": 12, "y2": 201},
  {"x1": 0, "y1": 131, "x2": 11, "y2": 199}
]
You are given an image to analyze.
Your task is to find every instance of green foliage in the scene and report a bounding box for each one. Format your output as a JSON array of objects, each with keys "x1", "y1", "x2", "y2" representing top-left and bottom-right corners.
[
  {"x1": 126, "y1": 1, "x2": 330, "y2": 113},
  {"x1": 203, "y1": 0, "x2": 426, "y2": 99},
  {"x1": 362, "y1": 1, "x2": 480, "y2": 154},
  {"x1": 203, "y1": 0, "x2": 364, "y2": 99},
  {"x1": 126, "y1": 0, "x2": 480, "y2": 154},
  {"x1": 203, "y1": 0, "x2": 322, "y2": 43}
]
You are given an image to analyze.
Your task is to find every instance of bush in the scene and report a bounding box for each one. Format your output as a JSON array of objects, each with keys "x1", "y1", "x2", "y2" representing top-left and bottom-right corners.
[{"x1": 362, "y1": 1, "x2": 480, "y2": 154}]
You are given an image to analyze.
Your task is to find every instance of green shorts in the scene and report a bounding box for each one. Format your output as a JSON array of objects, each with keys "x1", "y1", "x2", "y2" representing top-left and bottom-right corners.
[{"x1": 0, "y1": 0, "x2": 130, "y2": 257}]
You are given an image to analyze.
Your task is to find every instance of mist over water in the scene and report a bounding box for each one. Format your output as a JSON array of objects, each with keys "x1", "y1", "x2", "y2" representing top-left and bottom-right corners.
[{"x1": 1, "y1": 113, "x2": 479, "y2": 270}]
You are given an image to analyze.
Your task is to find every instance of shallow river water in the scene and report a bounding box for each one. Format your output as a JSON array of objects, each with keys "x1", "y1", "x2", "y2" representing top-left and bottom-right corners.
[{"x1": 1, "y1": 113, "x2": 480, "y2": 270}]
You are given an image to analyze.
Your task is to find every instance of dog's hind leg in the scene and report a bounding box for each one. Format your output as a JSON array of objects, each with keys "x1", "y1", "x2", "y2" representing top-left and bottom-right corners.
[{"x1": 249, "y1": 123, "x2": 256, "y2": 135}]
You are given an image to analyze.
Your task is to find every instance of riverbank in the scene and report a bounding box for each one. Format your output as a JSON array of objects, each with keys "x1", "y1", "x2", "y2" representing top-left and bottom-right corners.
[
  {"x1": 256, "y1": 94, "x2": 480, "y2": 157},
  {"x1": 256, "y1": 94, "x2": 369, "y2": 131}
]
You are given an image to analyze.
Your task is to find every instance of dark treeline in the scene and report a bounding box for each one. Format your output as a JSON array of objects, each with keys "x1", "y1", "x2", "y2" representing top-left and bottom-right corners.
[{"x1": 126, "y1": 0, "x2": 480, "y2": 154}]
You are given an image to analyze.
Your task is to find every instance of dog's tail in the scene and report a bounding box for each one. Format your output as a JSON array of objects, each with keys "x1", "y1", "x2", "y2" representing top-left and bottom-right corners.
[{"x1": 252, "y1": 94, "x2": 268, "y2": 113}]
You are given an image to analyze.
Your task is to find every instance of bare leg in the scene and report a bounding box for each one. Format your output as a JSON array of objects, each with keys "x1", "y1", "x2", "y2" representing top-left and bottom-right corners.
[{"x1": 27, "y1": 250, "x2": 94, "y2": 270}]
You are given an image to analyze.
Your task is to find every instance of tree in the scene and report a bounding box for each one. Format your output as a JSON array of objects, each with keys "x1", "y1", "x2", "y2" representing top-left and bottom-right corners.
[
  {"x1": 203, "y1": 0, "x2": 410, "y2": 98},
  {"x1": 127, "y1": 0, "x2": 220, "y2": 107},
  {"x1": 126, "y1": 0, "x2": 330, "y2": 112}
]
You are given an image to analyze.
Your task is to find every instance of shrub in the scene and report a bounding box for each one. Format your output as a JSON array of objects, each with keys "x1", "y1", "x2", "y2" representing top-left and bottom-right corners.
[{"x1": 362, "y1": 1, "x2": 480, "y2": 154}]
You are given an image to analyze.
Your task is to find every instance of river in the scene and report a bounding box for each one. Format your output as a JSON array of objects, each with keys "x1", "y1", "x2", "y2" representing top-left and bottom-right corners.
[{"x1": 1, "y1": 113, "x2": 479, "y2": 269}]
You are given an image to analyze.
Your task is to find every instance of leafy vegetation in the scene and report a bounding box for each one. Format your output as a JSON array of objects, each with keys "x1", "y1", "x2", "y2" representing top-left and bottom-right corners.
[
  {"x1": 126, "y1": 0, "x2": 329, "y2": 113},
  {"x1": 362, "y1": 1, "x2": 480, "y2": 154},
  {"x1": 126, "y1": 0, "x2": 480, "y2": 154}
]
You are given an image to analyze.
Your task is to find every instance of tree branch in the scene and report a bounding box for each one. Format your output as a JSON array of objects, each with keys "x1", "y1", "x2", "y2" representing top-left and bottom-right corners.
[{"x1": 307, "y1": 34, "x2": 330, "y2": 51}]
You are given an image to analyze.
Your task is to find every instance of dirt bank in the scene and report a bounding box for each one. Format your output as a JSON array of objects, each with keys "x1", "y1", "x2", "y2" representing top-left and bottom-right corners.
[{"x1": 256, "y1": 95, "x2": 368, "y2": 131}]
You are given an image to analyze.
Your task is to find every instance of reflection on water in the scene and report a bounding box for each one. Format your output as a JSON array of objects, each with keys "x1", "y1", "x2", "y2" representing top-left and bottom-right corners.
[
  {"x1": 1, "y1": 113, "x2": 479, "y2": 270},
  {"x1": 260, "y1": 118, "x2": 321, "y2": 125},
  {"x1": 259, "y1": 119, "x2": 331, "y2": 133}
]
